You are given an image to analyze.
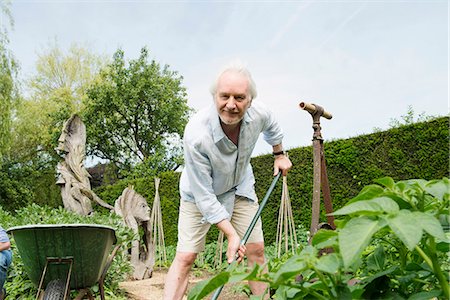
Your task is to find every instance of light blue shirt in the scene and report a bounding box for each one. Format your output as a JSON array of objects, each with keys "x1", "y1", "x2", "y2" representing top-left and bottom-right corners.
[
  {"x1": 180, "y1": 101, "x2": 284, "y2": 224},
  {"x1": 0, "y1": 226, "x2": 9, "y2": 243}
]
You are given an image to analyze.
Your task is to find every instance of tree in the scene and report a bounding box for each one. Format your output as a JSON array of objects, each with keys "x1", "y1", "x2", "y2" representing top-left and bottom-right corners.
[
  {"x1": 11, "y1": 42, "x2": 106, "y2": 163},
  {"x1": 29, "y1": 41, "x2": 105, "y2": 110},
  {"x1": 83, "y1": 47, "x2": 192, "y2": 172},
  {"x1": 0, "y1": 0, "x2": 18, "y2": 164},
  {"x1": 3, "y1": 43, "x2": 105, "y2": 211}
]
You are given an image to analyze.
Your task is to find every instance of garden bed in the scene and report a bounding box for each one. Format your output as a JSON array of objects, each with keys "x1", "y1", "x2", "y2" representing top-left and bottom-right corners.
[{"x1": 120, "y1": 268, "x2": 250, "y2": 300}]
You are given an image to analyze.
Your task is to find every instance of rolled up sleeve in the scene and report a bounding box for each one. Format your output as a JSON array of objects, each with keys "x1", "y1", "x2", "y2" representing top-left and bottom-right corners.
[{"x1": 260, "y1": 106, "x2": 284, "y2": 146}]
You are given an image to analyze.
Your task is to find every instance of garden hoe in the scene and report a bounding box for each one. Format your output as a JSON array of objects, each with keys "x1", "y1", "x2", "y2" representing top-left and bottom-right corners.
[{"x1": 211, "y1": 172, "x2": 281, "y2": 300}]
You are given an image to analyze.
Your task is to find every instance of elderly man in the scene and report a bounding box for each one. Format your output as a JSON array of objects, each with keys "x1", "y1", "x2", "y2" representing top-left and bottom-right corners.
[
  {"x1": 0, "y1": 225, "x2": 12, "y2": 300},
  {"x1": 163, "y1": 63, "x2": 292, "y2": 299}
]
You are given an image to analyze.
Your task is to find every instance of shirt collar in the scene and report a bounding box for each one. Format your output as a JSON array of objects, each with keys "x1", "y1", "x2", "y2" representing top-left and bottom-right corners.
[{"x1": 210, "y1": 105, "x2": 252, "y2": 144}]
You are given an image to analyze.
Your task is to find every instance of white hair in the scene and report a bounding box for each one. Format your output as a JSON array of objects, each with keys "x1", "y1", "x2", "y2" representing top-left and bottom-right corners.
[{"x1": 209, "y1": 61, "x2": 258, "y2": 100}]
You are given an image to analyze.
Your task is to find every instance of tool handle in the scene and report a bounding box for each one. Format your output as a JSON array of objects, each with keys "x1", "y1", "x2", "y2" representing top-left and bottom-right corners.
[
  {"x1": 241, "y1": 172, "x2": 281, "y2": 244},
  {"x1": 299, "y1": 102, "x2": 332, "y2": 120},
  {"x1": 211, "y1": 172, "x2": 281, "y2": 300}
]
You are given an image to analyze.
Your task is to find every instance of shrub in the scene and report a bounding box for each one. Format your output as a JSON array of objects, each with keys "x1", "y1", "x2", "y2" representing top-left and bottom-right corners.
[
  {"x1": 94, "y1": 117, "x2": 449, "y2": 247},
  {"x1": 188, "y1": 177, "x2": 450, "y2": 300}
]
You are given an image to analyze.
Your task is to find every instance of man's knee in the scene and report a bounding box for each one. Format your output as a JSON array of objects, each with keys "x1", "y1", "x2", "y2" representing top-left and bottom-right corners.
[
  {"x1": 174, "y1": 252, "x2": 197, "y2": 267},
  {"x1": 246, "y1": 242, "x2": 265, "y2": 264}
]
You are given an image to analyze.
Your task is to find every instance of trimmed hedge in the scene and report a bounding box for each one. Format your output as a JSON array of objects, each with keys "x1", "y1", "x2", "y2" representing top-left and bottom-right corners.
[{"x1": 95, "y1": 117, "x2": 449, "y2": 246}]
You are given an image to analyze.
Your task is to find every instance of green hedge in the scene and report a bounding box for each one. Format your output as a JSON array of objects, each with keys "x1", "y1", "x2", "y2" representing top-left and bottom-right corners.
[{"x1": 96, "y1": 117, "x2": 449, "y2": 246}]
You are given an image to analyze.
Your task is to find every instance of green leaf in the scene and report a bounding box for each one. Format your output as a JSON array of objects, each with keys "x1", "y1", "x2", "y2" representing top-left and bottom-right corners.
[
  {"x1": 386, "y1": 210, "x2": 423, "y2": 250},
  {"x1": 436, "y1": 241, "x2": 450, "y2": 252},
  {"x1": 363, "y1": 265, "x2": 398, "y2": 285},
  {"x1": 333, "y1": 201, "x2": 382, "y2": 216},
  {"x1": 316, "y1": 253, "x2": 341, "y2": 274},
  {"x1": 187, "y1": 272, "x2": 230, "y2": 300},
  {"x1": 412, "y1": 211, "x2": 447, "y2": 241},
  {"x1": 311, "y1": 229, "x2": 338, "y2": 249},
  {"x1": 400, "y1": 179, "x2": 428, "y2": 190},
  {"x1": 424, "y1": 178, "x2": 449, "y2": 201},
  {"x1": 304, "y1": 279, "x2": 329, "y2": 291},
  {"x1": 335, "y1": 282, "x2": 353, "y2": 300},
  {"x1": 405, "y1": 262, "x2": 426, "y2": 271},
  {"x1": 229, "y1": 264, "x2": 260, "y2": 282},
  {"x1": 333, "y1": 197, "x2": 399, "y2": 216},
  {"x1": 273, "y1": 285, "x2": 303, "y2": 300},
  {"x1": 373, "y1": 196, "x2": 401, "y2": 213},
  {"x1": 367, "y1": 245, "x2": 385, "y2": 271},
  {"x1": 407, "y1": 289, "x2": 442, "y2": 300},
  {"x1": 375, "y1": 177, "x2": 395, "y2": 189},
  {"x1": 339, "y1": 216, "x2": 382, "y2": 268},
  {"x1": 384, "y1": 191, "x2": 413, "y2": 209},
  {"x1": 347, "y1": 184, "x2": 384, "y2": 204},
  {"x1": 273, "y1": 255, "x2": 307, "y2": 285}
]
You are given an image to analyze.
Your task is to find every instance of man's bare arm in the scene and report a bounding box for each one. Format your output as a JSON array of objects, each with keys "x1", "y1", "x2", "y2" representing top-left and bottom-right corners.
[{"x1": 216, "y1": 219, "x2": 246, "y2": 263}]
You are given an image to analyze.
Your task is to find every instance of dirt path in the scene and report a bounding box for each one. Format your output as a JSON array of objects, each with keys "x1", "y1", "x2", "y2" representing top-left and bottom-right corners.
[{"x1": 119, "y1": 269, "x2": 249, "y2": 300}]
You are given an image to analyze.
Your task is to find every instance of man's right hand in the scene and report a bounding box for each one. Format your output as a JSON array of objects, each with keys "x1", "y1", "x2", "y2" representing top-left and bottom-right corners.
[
  {"x1": 227, "y1": 233, "x2": 246, "y2": 263},
  {"x1": 217, "y1": 219, "x2": 246, "y2": 263}
]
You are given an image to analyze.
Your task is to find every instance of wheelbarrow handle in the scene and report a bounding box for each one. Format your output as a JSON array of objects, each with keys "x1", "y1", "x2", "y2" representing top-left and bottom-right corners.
[{"x1": 211, "y1": 172, "x2": 281, "y2": 300}]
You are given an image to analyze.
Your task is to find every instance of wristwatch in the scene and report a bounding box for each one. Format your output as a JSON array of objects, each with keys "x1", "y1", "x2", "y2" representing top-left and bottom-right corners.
[{"x1": 273, "y1": 150, "x2": 285, "y2": 156}]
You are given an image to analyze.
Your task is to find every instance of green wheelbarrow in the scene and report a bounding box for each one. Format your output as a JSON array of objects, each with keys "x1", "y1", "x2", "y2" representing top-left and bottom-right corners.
[{"x1": 7, "y1": 224, "x2": 121, "y2": 300}]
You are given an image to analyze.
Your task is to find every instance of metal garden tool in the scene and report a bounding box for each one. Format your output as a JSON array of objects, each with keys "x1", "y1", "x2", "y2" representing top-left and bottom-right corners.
[
  {"x1": 299, "y1": 102, "x2": 335, "y2": 239},
  {"x1": 211, "y1": 172, "x2": 281, "y2": 300}
]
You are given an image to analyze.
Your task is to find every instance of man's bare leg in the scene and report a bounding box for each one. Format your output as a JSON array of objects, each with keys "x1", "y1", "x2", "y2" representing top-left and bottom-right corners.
[
  {"x1": 163, "y1": 252, "x2": 197, "y2": 300},
  {"x1": 246, "y1": 242, "x2": 269, "y2": 297}
]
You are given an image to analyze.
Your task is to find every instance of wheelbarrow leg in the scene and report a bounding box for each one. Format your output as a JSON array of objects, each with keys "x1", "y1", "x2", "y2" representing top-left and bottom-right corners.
[
  {"x1": 73, "y1": 289, "x2": 94, "y2": 300},
  {"x1": 35, "y1": 260, "x2": 50, "y2": 300},
  {"x1": 36, "y1": 257, "x2": 73, "y2": 300},
  {"x1": 98, "y1": 244, "x2": 121, "y2": 300}
]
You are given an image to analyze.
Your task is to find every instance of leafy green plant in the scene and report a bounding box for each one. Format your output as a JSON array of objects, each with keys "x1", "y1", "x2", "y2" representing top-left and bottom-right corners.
[
  {"x1": 188, "y1": 177, "x2": 449, "y2": 299},
  {"x1": 91, "y1": 117, "x2": 449, "y2": 248}
]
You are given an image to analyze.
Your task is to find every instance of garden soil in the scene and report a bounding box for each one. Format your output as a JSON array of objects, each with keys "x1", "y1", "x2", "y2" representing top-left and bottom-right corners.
[{"x1": 119, "y1": 268, "x2": 249, "y2": 300}]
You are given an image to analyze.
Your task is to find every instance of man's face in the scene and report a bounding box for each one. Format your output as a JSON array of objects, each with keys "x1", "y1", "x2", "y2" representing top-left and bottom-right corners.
[{"x1": 215, "y1": 71, "x2": 252, "y2": 126}]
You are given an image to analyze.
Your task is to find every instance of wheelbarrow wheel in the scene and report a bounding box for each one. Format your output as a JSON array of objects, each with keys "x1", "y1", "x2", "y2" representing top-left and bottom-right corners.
[{"x1": 43, "y1": 279, "x2": 66, "y2": 300}]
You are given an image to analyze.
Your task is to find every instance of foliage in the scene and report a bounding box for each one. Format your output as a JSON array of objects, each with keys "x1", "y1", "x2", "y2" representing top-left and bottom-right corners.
[
  {"x1": 83, "y1": 47, "x2": 192, "y2": 171},
  {"x1": 11, "y1": 42, "x2": 105, "y2": 164},
  {"x1": 95, "y1": 117, "x2": 448, "y2": 247},
  {"x1": 0, "y1": 160, "x2": 61, "y2": 211},
  {"x1": 0, "y1": 204, "x2": 134, "y2": 299},
  {"x1": 388, "y1": 105, "x2": 436, "y2": 129},
  {"x1": 1, "y1": 42, "x2": 105, "y2": 212},
  {"x1": 188, "y1": 177, "x2": 450, "y2": 300},
  {"x1": 252, "y1": 116, "x2": 449, "y2": 245},
  {"x1": 0, "y1": 0, "x2": 19, "y2": 164}
]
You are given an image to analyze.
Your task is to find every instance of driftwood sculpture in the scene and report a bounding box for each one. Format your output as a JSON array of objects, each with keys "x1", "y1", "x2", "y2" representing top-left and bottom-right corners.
[
  {"x1": 55, "y1": 114, "x2": 113, "y2": 215},
  {"x1": 115, "y1": 186, "x2": 154, "y2": 280}
]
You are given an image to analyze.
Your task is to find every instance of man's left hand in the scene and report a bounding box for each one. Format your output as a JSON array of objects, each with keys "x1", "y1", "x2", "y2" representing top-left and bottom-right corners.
[{"x1": 273, "y1": 154, "x2": 292, "y2": 176}]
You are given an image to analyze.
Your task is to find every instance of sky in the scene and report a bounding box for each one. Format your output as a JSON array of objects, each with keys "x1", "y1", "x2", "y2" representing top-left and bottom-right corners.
[{"x1": 6, "y1": 0, "x2": 449, "y2": 158}]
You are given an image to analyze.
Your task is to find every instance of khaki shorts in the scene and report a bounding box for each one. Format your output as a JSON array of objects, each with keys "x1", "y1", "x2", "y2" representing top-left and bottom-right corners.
[{"x1": 176, "y1": 196, "x2": 264, "y2": 253}]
